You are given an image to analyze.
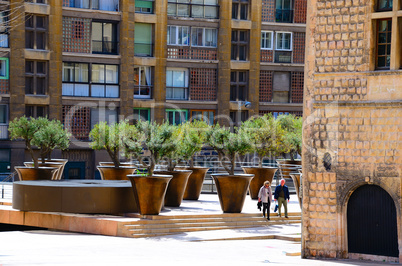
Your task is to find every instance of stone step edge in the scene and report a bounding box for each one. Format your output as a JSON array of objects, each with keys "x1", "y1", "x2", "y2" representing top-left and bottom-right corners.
[
  {"x1": 124, "y1": 212, "x2": 301, "y2": 220},
  {"x1": 191, "y1": 234, "x2": 302, "y2": 242},
  {"x1": 125, "y1": 219, "x2": 301, "y2": 229}
]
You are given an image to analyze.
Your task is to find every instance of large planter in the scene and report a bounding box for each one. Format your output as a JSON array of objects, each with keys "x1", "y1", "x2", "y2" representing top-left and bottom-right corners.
[
  {"x1": 127, "y1": 174, "x2": 173, "y2": 215},
  {"x1": 290, "y1": 172, "x2": 302, "y2": 208},
  {"x1": 97, "y1": 166, "x2": 137, "y2": 180},
  {"x1": 179, "y1": 167, "x2": 209, "y2": 200},
  {"x1": 41, "y1": 159, "x2": 68, "y2": 180},
  {"x1": 155, "y1": 170, "x2": 192, "y2": 207},
  {"x1": 242, "y1": 167, "x2": 277, "y2": 200},
  {"x1": 276, "y1": 159, "x2": 302, "y2": 180},
  {"x1": 24, "y1": 162, "x2": 63, "y2": 180},
  {"x1": 211, "y1": 173, "x2": 254, "y2": 213},
  {"x1": 15, "y1": 166, "x2": 58, "y2": 181}
]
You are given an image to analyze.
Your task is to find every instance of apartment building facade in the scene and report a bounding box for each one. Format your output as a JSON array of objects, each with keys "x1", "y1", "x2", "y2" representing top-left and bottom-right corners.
[{"x1": 0, "y1": 0, "x2": 306, "y2": 179}]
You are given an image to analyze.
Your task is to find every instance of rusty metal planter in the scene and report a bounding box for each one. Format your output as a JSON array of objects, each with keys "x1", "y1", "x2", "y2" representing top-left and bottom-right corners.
[
  {"x1": 97, "y1": 166, "x2": 137, "y2": 180},
  {"x1": 127, "y1": 174, "x2": 173, "y2": 215},
  {"x1": 181, "y1": 167, "x2": 209, "y2": 200},
  {"x1": 211, "y1": 173, "x2": 254, "y2": 213},
  {"x1": 155, "y1": 170, "x2": 192, "y2": 207}
]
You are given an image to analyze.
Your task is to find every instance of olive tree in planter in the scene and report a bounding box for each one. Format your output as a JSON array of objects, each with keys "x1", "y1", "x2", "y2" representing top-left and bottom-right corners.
[
  {"x1": 24, "y1": 119, "x2": 71, "y2": 180},
  {"x1": 127, "y1": 121, "x2": 177, "y2": 215},
  {"x1": 89, "y1": 120, "x2": 139, "y2": 180},
  {"x1": 240, "y1": 114, "x2": 286, "y2": 199},
  {"x1": 9, "y1": 116, "x2": 65, "y2": 180},
  {"x1": 206, "y1": 124, "x2": 253, "y2": 213},
  {"x1": 276, "y1": 114, "x2": 303, "y2": 189},
  {"x1": 175, "y1": 120, "x2": 210, "y2": 200}
]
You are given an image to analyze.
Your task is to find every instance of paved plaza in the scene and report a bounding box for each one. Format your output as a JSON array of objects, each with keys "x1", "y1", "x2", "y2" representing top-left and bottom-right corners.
[{"x1": 0, "y1": 194, "x2": 393, "y2": 265}]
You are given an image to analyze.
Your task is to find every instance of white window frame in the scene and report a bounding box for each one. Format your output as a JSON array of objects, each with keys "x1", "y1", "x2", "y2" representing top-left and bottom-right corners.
[
  {"x1": 261, "y1": 31, "x2": 273, "y2": 50},
  {"x1": 191, "y1": 27, "x2": 217, "y2": 47},
  {"x1": 167, "y1": 25, "x2": 190, "y2": 46},
  {"x1": 275, "y1": 32, "x2": 292, "y2": 51},
  {"x1": 134, "y1": 66, "x2": 152, "y2": 99},
  {"x1": 166, "y1": 67, "x2": 189, "y2": 100}
]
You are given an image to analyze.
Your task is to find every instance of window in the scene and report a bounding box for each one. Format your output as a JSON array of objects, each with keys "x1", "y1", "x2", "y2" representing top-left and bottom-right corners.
[
  {"x1": 276, "y1": 32, "x2": 292, "y2": 50},
  {"x1": 276, "y1": 0, "x2": 293, "y2": 23},
  {"x1": 62, "y1": 63, "x2": 119, "y2": 97},
  {"x1": 232, "y1": 0, "x2": 249, "y2": 20},
  {"x1": 167, "y1": 0, "x2": 219, "y2": 19},
  {"x1": 25, "y1": 61, "x2": 47, "y2": 95},
  {"x1": 25, "y1": 15, "x2": 47, "y2": 50},
  {"x1": 377, "y1": 0, "x2": 392, "y2": 11},
  {"x1": 134, "y1": 66, "x2": 152, "y2": 99},
  {"x1": 0, "y1": 58, "x2": 8, "y2": 79},
  {"x1": 91, "y1": 64, "x2": 119, "y2": 97},
  {"x1": 230, "y1": 110, "x2": 248, "y2": 127},
  {"x1": 190, "y1": 110, "x2": 215, "y2": 125},
  {"x1": 135, "y1": 23, "x2": 153, "y2": 57},
  {"x1": 261, "y1": 31, "x2": 273, "y2": 49},
  {"x1": 166, "y1": 109, "x2": 188, "y2": 125},
  {"x1": 167, "y1": 26, "x2": 190, "y2": 46},
  {"x1": 0, "y1": 105, "x2": 8, "y2": 139},
  {"x1": 376, "y1": 19, "x2": 391, "y2": 69},
  {"x1": 25, "y1": 0, "x2": 46, "y2": 3},
  {"x1": 191, "y1": 28, "x2": 217, "y2": 47},
  {"x1": 92, "y1": 22, "x2": 118, "y2": 54},
  {"x1": 272, "y1": 71, "x2": 290, "y2": 103},
  {"x1": 133, "y1": 108, "x2": 150, "y2": 123},
  {"x1": 166, "y1": 68, "x2": 189, "y2": 100},
  {"x1": 135, "y1": 0, "x2": 154, "y2": 13},
  {"x1": 0, "y1": 12, "x2": 8, "y2": 48},
  {"x1": 231, "y1": 30, "x2": 249, "y2": 61},
  {"x1": 25, "y1": 105, "x2": 48, "y2": 118},
  {"x1": 65, "y1": 0, "x2": 119, "y2": 11},
  {"x1": 62, "y1": 63, "x2": 89, "y2": 96},
  {"x1": 230, "y1": 71, "x2": 248, "y2": 101},
  {"x1": 90, "y1": 107, "x2": 118, "y2": 129}
]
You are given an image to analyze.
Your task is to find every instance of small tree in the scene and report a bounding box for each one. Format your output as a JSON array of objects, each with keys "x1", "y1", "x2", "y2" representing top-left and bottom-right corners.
[
  {"x1": 9, "y1": 116, "x2": 43, "y2": 168},
  {"x1": 240, "y1": 114, "x2": 286, "y2": 167},
  {"x1": 89, "y1": 120, "x2": 141, "y2": 168},
  {"x1": 175, "y1": 120, "x2": 210, "y2": 168},
  {"x1": 206, "y1": 124, "x2": 251, "y2": 175},
  {"x1": 134, "y1": 121, "x2": 176, "y2": 176},
  {"x1": 277, "y1": 114, "x2": 303, "y2": 160},
  {"x1": 33, "y1": 119, "x2": 71, "y2": 163}
]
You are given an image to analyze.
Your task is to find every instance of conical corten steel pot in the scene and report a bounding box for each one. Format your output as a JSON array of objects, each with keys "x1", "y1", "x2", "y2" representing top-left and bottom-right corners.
[
  {"x1": 15, "y1": 166, "x2": 58, "y2": 181},
  {"x1": 242, "y1": 167, "x2": 277, "y2": 200},
  {"x1": 97, "y1": 166, "x2": 137, "y2": 180},
  {"x1": 181, "y1": 167, "x2": 209, "y2": 200},
  {"x1": 211, "y1": 173, "x2": 254, "y2": 213},
  {"x1": 155, "y1": 170, "x2": 192, "y2": 207},
  {"x1": 127, "y1": 174, "x2": 173, "y2": 215}
]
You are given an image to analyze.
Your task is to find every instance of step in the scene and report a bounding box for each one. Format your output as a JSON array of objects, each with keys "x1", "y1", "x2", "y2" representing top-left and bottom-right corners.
[{"x1": 125, "y1": 212, "x2": 301, "y2": 220}]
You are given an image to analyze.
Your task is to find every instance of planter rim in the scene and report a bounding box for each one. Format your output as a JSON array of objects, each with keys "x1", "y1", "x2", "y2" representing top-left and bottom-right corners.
[
  {"x1": 127, "y1": 174, "x2": 173, "y2": 179},
  {"x1": 175, "y1": 166, "x2": 210, "y2": 169},
  {"x1": 15, "y1": 166, "x2": 58, "y2": 170},
  {"x1": 211, "y1": 173, "x2": 254, "y2": 178},
  {"x1": 154, "y1": 170, "x2": 193, "y2": 173},
  {"x1": 38, "y1": 158, "x2": 68, "y2": 161},
  {"x1": 276, "y1": 159, "x2": 302, "y2": 162},
  {"x1": 241, "y1": 166, "x2": 277, "y2": 169},
  {"x1": 24, "y1": 161, "x2": 63, "y2": 165},
  {"x1": 97, "y1": 165, "x2": 137, "y2": 169}
]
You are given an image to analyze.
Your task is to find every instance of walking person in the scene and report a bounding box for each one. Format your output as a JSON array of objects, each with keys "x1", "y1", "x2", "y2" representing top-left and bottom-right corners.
[
  {"x1": 274, "y1": 179, "x2": 290, "y2": 218},
  {"x1": 258, "y1": 180, "x2": 272, "y2": 220}
]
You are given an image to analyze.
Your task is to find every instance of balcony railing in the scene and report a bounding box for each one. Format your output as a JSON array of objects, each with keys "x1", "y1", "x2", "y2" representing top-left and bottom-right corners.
[
  {"x1": 167, "y1": 3, "x2": 219, "y2": 19},
  {"x1": 166, "y1": 87, "x2": 188, "y2": 100},
  {"x1": 92, "y1": 40, "x2": 118, "y2": 55},
  {"x1": 167, "y1": 46, "x2": 217, "y2": 60},
  {"x1": 134, "y1": 43, "x2": 153, "y2": 57},
  {"x1": 275, "y1": 9, "x2": 293, "y2": 23},
  {"x1": 274, "y1": 51, "x2": 292, "y2": 63},
  {"x1": 63, "y1": 0, "x2": 119, "y2": 11}
]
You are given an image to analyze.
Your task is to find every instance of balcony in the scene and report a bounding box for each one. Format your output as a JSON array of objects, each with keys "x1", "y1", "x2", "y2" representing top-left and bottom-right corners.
[
  {"x1": 275, "y1": 9, "x2": 293, "y2": 23},
  {"x1": 274, "y1": 51, "x2": 292, "y2": 63},
  {"x1": 92, "y1": 40, "x2": 118, "y2": 55},
  {"x1": 167, "y1": 46, "x2": 217, "y2": 60},
  {"x1": 166, "y1": 87, "x2": 188, "y2": 100},
  {"x1": 134, "y1": 43, "x2": 153, "y2": 57},
  {"x1": 0, "y1": 125, "x2": 8, "y2": 139},
  {"x1": 63, "y1": 0, "x2": 119, "y2": 11}
]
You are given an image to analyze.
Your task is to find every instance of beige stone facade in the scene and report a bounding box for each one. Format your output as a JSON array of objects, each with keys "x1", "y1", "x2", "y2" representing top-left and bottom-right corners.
[{"x1": 303, "y1": 0, "x2": 402, "y2": 261}]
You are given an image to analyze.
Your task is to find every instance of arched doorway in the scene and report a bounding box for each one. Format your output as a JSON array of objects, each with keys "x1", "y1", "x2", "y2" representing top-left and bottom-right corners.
[{"x1": 347, "y1": 184, "x2": 399, "y2": 258}]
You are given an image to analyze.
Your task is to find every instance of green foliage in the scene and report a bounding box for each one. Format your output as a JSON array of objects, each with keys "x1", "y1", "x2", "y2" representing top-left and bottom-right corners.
[
  {"x1": 135, "y1": 121, "x2": 176, "y2": 175},
  {"x1": 240, "y1": 114, "x2": 286, "y2": 167},
  {"x1": 175, "y1": 120, "x2": 210, "y2": 167},
  {"x1": 9, "y1": 116, "x2": 71, "y2": 168},
  {"x1": 89, "y1": 120, "x2": 143, "y2": 168},
  {"x1": 206, "y1": 124, "x2": 251, "y2": 175},
  {"x1": 277, "y1": 114, "x2": 303, "y2": 160}
]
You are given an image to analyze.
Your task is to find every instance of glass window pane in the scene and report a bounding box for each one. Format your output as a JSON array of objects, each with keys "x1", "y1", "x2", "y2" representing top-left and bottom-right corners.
[
  {"x1": 63, "y1": 63, "x2": 74, "y2": 82},
  {"x1": 192, "y1": 6, "x2": 203, "y2": 17},
  {"x1": 62, "y1": 83, "x2": 74, "y2": 96},
  {"x1": 168, "y1": 3, "x2": 177, "y2": 15},
  {"x1": 91, "y1": 84, "x2": 105, "y2": 97},
  {"x1": 166, "y1": 70, "x2": 173, "y2": 86},
  {"x1": 105, "y1": 65, "x2": 118, "y2": 83},
  {"x1": 36, "y1": 77, "x2": 46, "y2": 95},
  {"x1": 91, "y1": 64, "x2": 104, "y2": 83},
  {"x1": 75, "y1": 84, "x2": 89, "y2": 96},
  {"x1": 173, "y1": 71, "x2": 185, "y2": 87},
  {"x1": 92, "y1": 22, "x2": 102, "y2": 41},
  {"x1": 37, "y1": 62, "x2": 46, "y2": 74},
  {"x1": 177, "y1": 4, "x2": 189, "y2": 16},
  {"x1": 76, "y1": 63, "x2": 89, "y2": 82},
  {"x1": 205, "y1": 6, "x2": 217, "y2": 18},
  {"x1": 106, "y1": 85, "x2": 119, "y2": 97}
]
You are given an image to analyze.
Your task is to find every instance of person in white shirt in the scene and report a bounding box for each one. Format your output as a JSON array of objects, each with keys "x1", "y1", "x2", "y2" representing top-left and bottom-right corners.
[{"x1": 258, "y1": 180, "x2": 272, "y2": 220}]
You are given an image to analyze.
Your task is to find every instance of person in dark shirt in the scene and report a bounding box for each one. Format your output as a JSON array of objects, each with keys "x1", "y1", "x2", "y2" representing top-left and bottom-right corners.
[{"x1": 274, "y1": 179, "x2": 290, "y2": 218}]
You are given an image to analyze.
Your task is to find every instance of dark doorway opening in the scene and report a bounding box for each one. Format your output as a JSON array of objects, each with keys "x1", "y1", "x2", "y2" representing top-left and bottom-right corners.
[{"x1": 347, "y1": 184, "x2": 399, "y2": 258}]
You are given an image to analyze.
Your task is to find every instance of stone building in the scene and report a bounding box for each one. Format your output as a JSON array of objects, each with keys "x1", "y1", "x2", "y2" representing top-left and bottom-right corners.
[
  {"x1": 0, "y1": 0, "x2": 306, "y2": 179},
  {"x1": 303, "y1": 0, "x2": 401, "y2": 262}
]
